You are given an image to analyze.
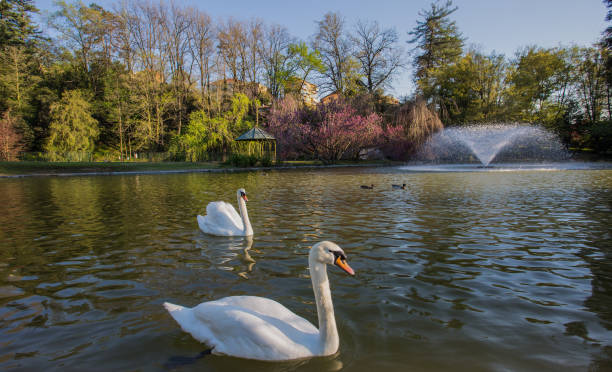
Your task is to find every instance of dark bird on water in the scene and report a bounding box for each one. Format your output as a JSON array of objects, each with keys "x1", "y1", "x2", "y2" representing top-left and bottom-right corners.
[
  {"x1": 392, "y1": 183, "x2": 406, "y2": 190},
  {"x1": 361, "y1": 184, "x2": 374, "y2": 189}
]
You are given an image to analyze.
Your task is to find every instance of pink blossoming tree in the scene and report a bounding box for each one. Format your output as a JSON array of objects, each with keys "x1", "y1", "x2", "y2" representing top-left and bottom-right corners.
[{"x1": 266, "y1": 96, "x2": 382, "y2": 163}]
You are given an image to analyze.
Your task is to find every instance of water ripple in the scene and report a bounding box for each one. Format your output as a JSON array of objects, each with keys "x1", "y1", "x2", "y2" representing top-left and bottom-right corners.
[{"x1": 0, "y1": 169, "x2": 610, "y2": 371}]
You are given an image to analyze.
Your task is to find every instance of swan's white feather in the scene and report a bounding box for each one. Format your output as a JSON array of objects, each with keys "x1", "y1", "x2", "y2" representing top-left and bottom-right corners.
[
  {"x1": 164, "y1": 296, "x2": 319, "y2": 361},
  {"x1": 164, "y1": 242, "x2": 350, "y2": 361},
  {"x1": 197, "y1": 201, "x2": 244, "y2": 236},
  {"x1": 207, "y1": 201, "x2": 243, "y2": 228}
]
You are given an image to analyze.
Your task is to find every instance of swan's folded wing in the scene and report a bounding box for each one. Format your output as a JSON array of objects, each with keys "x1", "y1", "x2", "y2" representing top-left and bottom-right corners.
[
  {"x1": 206, "y1": 201, "x2": 243, "y2": 229},
  {"x1": 191, "y1": 297, "x2": 318, "y2": 360},
  {"x1": 213, "y1": 296, "x2": 318, "y2": 334}
]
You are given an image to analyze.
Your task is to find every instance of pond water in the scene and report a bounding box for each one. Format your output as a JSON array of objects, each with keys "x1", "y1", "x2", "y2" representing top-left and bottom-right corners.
[{"x1": 1, "y1": 166, "x2": 611, "y2": 371}]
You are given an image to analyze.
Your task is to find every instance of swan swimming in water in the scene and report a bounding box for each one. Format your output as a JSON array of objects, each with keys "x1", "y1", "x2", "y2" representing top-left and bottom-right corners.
[
  {"x1": 163, "y1": 241, "x2": 355, "y2": 361},
  {"x1": 197, "y1": 188, "x2": 253, "y2": 236}
]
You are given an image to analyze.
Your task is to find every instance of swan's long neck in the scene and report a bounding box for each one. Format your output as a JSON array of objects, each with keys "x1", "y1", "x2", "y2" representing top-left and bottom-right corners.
[
  {"x1": 308, "y1": 256, "x2": 339, "y2": 356},
  {"x1": 237, "y1": 196, "x2": 253, "y2": 236}
]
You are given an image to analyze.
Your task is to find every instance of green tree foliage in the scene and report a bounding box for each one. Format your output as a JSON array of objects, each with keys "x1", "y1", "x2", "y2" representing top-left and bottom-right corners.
[
  {"x1": 45, "y1": 89, "x2": 99, "y2": 160},
  {"x1": 227, "y1": 93, "x2": 250, "y2": 127},
  {"x1": 0, "y1": 0, "x2": 39, "y2": 47},
  {"x1": 170, "y1": 93, "x2": 254, "y2": 161},
  {"x1": 48, "y1": 0, "x2": 107, "y2": 77},
  {"x1": 285, "y1": 42, "x2": 326, "y2": 98},
  {"x1": 0, "y1": 0, "x2": 41, "y2": 146},
  {"x1": 0, "y1": 44, "x2": 36, "y2": 112},
  {"x1": 408, "y1": 0, "x2": 464, "y2": 117},
  {"x1": 506, "y1": 46, "x2": 575, "y2": 125},
  {"x1": 603, "y1": 0, "x2": 612, "y2": 49},
  {"x1": 408, "y1": 0, "x2": 464, "y2": 81},
  {"x1": 99, "y1": 62, "x2": 134, "y2": 160},
  {"x1": 1, "y1": 0, "x2": 610, "y2": 161},
  {"x1": 429, "y1": 50, "x2": 507, "y2": 123},
  {"x1": 575, "y1": 47, "x2": 608, "y2": 122},
  {"x1": 176, "y1": 110, "x2": 232, "y2": 161}
]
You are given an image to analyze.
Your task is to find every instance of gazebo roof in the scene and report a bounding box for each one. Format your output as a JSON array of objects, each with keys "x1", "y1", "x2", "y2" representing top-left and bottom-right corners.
[{"x1": 235, "y1": 127, "x2": 275, "y2": 141}]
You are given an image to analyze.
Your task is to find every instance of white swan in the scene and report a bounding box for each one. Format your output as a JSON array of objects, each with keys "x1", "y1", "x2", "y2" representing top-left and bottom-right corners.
[
  {"x1": 163, "y1": 241, "x2": 355, "y2": 361},
  {"x1": 197, "y1": 188, "x2": 253, "y2": 236}
]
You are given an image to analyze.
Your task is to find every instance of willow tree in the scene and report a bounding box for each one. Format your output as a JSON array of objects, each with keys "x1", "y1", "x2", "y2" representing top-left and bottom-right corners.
[
  {"x1": 383, "y1": 99, "x2": 443, "y2": 160},
  {"x1": 45, "y1": 90, "x2": 99, "y2": 160}
]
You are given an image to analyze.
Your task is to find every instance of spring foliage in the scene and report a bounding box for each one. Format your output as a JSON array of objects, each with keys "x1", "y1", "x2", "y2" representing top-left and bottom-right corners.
[
  {"x1": 266, "y1": 97, "x2": 383, "y2": 162},
  {"x1": 1, "y1": 0, "x2": 611, "y2": 162},
  {"x1": 44, "y1": 90, "x2": 99, "y2": 160}
]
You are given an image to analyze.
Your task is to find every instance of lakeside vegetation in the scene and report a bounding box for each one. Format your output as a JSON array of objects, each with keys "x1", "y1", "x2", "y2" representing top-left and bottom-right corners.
[
  {"x1": 0, "y1": 160, "x2": 219, "y2": 176},
  {"x1": 0, "y1": 159, "x2": 398, "y2": 176},
  {"x1": 1, "y1": 0, "x2": 611, "y2": 164}
]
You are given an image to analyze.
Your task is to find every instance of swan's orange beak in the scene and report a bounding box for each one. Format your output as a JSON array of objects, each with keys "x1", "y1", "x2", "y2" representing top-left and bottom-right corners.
[
  {"x1": 335, "y1": 256, "x2": 355, "y2": 276},
  {"x1": 242, "y1": 195, "x2": 248, "y2": 202}
]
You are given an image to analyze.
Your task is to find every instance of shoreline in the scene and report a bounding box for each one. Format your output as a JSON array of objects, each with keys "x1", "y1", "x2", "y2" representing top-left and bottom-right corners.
[
  {"x1": 0, "y1": 161, "x2": 395, "y2": 178},
  {"x1": 2, "y1": 153, "x2": 610, "y2": 178}
]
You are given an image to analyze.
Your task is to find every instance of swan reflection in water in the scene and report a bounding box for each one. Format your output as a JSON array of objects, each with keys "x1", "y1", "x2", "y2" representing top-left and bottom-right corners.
[
  {"x1": 198, "y1": 235, "x2": 257, "y2": 279},
  {"x1": 239, "y1": 236, "x2": 255, "y2": 279}
]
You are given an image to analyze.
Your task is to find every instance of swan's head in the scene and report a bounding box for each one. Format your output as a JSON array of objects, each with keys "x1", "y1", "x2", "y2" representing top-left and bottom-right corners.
[
  {"x1": 310, "y1": 241, "x2": 355, "y2": 276},
  {"x1": 237, "y1": 188, "x2": 248, "y2": 202}
]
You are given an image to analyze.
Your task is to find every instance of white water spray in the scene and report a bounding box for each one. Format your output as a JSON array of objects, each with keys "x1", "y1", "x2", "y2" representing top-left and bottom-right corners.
[{"x1": 415, "y1": 123, "x2": 569, "y2": 166}]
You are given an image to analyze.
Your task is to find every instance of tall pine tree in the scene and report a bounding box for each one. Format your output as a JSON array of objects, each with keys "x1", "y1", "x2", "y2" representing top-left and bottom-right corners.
[
  {"x1": 0, "y1": 0, "x2": 39, "y2": 47},
  {"x1": 408, "y1": 0, "x2": 463, "y2": 80},
  {"x1": 408, "y1": 0, "x2": 464, "y2": 119}
]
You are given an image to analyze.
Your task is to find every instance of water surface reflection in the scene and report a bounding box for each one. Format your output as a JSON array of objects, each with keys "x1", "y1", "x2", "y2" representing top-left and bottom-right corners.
[{"x1": 0, "y1": 167, "x2": 611, "y2": 371}]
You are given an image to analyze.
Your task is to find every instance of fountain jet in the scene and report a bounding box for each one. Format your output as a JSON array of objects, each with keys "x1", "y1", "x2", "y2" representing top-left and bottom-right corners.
[{"x1": 415, "y1": 123, "x2": 569, "y2": 166}]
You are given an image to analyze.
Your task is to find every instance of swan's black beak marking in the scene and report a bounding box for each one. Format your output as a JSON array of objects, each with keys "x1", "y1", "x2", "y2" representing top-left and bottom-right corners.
[
  {"x1": 241, "y1": 192, "x2": 248, "y2": 202},
  {"x1": 333, "y1": 251, "x2": 355, "y2": 276}
]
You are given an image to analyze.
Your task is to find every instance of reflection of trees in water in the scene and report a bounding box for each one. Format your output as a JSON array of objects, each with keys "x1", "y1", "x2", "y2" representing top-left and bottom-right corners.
[
  {"x1": 0, "y1": 175, "x2": 211, "y2": 320},
  {"x1": 575, "y1": 191, "x2": 612, "y2": 369},
  {"x1": 579, "y1": 193, "x2": 612, "y2": 327},
  {"x1": 403, "y1": 176, "x2": 486, "y2": 299}
]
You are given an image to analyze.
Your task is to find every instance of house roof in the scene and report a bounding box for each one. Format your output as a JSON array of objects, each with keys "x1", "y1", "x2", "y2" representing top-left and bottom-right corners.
[
  {"x1": 235, "y1": 127, "x2": 275, "y2": 141},
  {"x1": 210, "y1": 78, "x2": 236, "y2": 85},
  {"x1": 320, "y1": 91, "x2": 340, "y2": 103}
]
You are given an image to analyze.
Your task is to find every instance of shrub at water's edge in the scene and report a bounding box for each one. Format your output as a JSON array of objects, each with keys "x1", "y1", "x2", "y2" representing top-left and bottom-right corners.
[
  {"x1": 382, "y1": 99, "x2": 444, "y2": 160},
  {"x1": 266, "y1": 96, "x2": 384, "y2": 163}
]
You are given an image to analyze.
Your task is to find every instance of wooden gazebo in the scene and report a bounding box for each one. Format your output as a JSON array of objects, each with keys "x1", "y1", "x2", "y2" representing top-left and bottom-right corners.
[{"x1": 235, "y1": 127, "x2": 276, "y2": 160}]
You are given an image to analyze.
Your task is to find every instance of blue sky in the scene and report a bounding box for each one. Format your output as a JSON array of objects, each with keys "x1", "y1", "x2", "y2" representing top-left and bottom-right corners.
[{"x1": 34, "y1": 0, "x2": 608, "y2": 97}]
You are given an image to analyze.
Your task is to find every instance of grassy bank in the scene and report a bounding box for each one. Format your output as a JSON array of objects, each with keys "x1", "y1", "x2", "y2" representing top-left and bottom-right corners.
[
  {"x1": 0, "y1": 159, "x2": 394, "y2": 177},
  {"x1": 0, "y1": 161, "x2": 221, "y2": 176}
]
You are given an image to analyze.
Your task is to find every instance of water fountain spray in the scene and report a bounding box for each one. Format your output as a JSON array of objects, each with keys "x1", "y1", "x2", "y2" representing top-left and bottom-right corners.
[{"x1": 415, "y1": 123, "x2": 569, "y2": 166}]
